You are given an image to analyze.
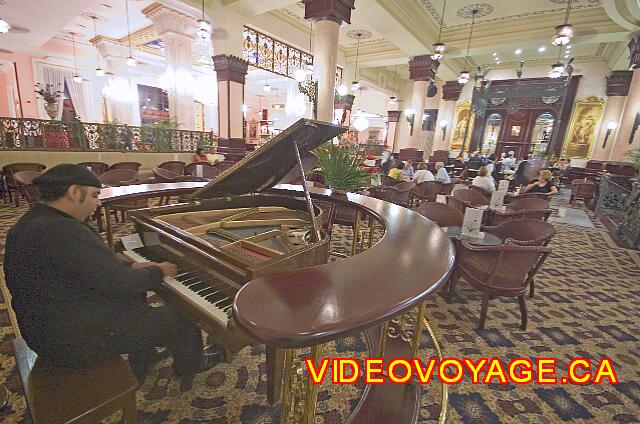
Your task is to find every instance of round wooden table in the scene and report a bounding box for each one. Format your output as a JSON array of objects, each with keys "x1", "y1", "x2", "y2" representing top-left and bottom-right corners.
[{"x1": 444, "y1": 226, "x2": 504, "y2": 246}]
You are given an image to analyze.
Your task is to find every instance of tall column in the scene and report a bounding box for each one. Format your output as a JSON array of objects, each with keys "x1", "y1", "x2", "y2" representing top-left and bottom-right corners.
[
  {"x1": 434, "y1": 81, "x2": 462, "y2": 154},
  {"x1": 144, "y1": 4, "x2": 197, "y2": 129},
  {"x1": 94, "y1": 37, "x2": 140, "y2": 125},
  {"x1": 395, "y1": 55, "x2": 439, "y2": 153},
  {"x1": 304, "y1": 0, "x2": 355, "y2": 122},
  {"x1": 385, "y1": 110, "x2": 401, "y2": 151},
  {"x1": 610, "y1": 37, "x2": 640, "y2": 161},
  {"x1": 590, "y1": 71, "x2": 631, "y2": 160},
  {"x1": 213, "y1": 55, "x2": 249, "y2": 159}
]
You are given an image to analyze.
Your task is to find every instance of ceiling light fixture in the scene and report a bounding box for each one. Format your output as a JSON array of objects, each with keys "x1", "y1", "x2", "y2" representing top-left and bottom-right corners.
[
  {"x1": 350, "y1": 32, "x2": 364, "y2": 92},
  {"x1": 549, "y1": 61, "x2": 564, "y2": 78},
  {"x1": 69, "y1": 32, "x2": 83, "y2": 83},
  {"x1": 124, "y1": 0, "x2": 136, "y2": 67},
  {"x1": 0, "y1": 18, "x2": 11, "y2": 33},
  {"x1": 552, "y1": 0, "x2": 574, "y2": 46},
  {"x1": 197, "y1": 0, "x2": 211, "y2": 40},
  {"x1": 458, "y1": 8, "x2": 478, "y2": 84},
  {"x1": 90, "y1": 16, "x2": 105, "y2": 77},
  {"x1": 431, "y1": 0, "x2": 447, "y2": 60},
  {"x1": 538, "y1": 46, "x2": 546, "y2": 52},
  {"x1": 515, "y1": 48, "x2": 522, "y2": 55},
  {"x1": 389, "y1": 64, "x2": 398, "y2": 105}
]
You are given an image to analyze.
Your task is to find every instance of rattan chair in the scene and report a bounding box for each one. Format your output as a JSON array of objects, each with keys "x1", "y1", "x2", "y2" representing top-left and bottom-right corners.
[
  {"x1": 412, "y1": 181, "x2": 437, "y2": 205},
  {"x1": 468, "y1": 184, "x2": 492, "y2": 201},
  {"x1": 98, "y1": 169, "x2": 143, "y2": 223},
  {"x1": 445, "y1": 195, "x2": 471, "y2": 215},
  {"x1": 108, "y1": 162, "x2": 141, "y2": 172},
  {"x1": 569, "y1": 178, "x2": 597, "y2": 207},
  {"x1": 158, "y1": 160, "x2": 186, "y2": 175},
  {"x1": 368, "y1": 186, "x2": 399, "y2": 203},
  {"x1": 3, "y1": 162, "x2": 46, "y2": 206},
  {"x1": 508, "y1": 197, "x2": 550, "y2": 211},
  {"x1": 435, "y1": 178, "x2": 457, "y2": 195},
  {"x1": 483, "y1": 219, "x2": 556, "y2": 298},
  {"x1": 449, "y1": 240, "x2": 552, "y2": 329},
  {"x1": 78, "y1": 162, "x2": 109, "y2": 177},
  {"x1": 454, "y1": 188, "x2": 490, "y2": 206},
  {"x1": 13, "y1": 171, "x2": 42, "y2": 207},
  {"x1": 394, "y1": 181, "x2": 416, "y2": 207},
  {"x1": 417, "y1": 202, "x2": 463, "y2": 227}
]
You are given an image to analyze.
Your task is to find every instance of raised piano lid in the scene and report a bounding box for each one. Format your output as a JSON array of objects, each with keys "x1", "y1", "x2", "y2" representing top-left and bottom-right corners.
[{"x1": 189, "y1": 119, "x2": 346, "y2": 200}]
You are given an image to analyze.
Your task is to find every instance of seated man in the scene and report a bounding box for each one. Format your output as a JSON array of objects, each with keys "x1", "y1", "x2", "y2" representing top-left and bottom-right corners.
[
  {"x1": 413, "y1": 163, "x2": 435, "y2": 183},
  {"x1": 435, "y1": 162, "x2": 451, "y2": 184},
  {"x1": 3, "y1": 164, "x2": 220, "y2": 383}
]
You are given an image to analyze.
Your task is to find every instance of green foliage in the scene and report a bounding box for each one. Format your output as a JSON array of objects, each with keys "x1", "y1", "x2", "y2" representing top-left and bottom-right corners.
[
  {"x1": 313, "y1": 142, "x2": 369, "y2": 192},
  {"x1": 624, "y1": 148, "x2": 640, "y2": 177}
]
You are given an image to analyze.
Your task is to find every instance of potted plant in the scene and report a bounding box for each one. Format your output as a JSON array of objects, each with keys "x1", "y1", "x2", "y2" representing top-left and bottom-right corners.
[
  {"x1": 35, "y1": 83, "x2": 63, "y2": 119},
  {"x1": 313, "y1": 142, "x2": 369, "y2": 194}
]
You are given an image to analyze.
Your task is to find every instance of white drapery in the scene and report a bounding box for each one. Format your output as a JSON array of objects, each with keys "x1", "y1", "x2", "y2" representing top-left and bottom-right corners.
[{"x1": 64, "y1": 75, "x2": 90, "y2": 121}]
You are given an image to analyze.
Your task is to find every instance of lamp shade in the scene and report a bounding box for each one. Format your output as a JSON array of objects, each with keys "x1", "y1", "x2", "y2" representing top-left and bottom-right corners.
[{"x1": 353, "y1": 116, "x2": 369, "y2": 131}]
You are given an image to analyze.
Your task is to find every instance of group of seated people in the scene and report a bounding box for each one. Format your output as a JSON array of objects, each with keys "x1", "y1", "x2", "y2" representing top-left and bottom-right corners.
[
  {"x1": 470, "y1": 166, "x2": 559, "y2": 195},
  {"x1": 380, "y1": 151, "x2": 451, "y2": 184}
]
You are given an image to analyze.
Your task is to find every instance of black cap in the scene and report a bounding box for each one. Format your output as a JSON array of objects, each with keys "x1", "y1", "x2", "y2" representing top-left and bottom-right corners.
[{"x1": 33, "y1": 164, "x2": 102, "y2": 189}]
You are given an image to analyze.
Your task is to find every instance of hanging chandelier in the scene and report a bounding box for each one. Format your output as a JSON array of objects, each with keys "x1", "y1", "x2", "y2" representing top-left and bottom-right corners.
[
  {"x1": 431, "y1": 0, "x2": 447, "y2": 60},
  {"x1": 458, "y1": 8, "x2": 478, "y2": 84},
  {"x1": 124, "y1": 0, "x2": 136, "y2": 67},
  {"x1": 549, "y1": 45, "x2": 566, "y2": 78},
  {"x1": 552, "y1": 0, "x2": 574, "y2": 46},
  {"x1": 351, "y1": 32, "x2": 364, "y2": 92},
  {"x1": 90, "y1": 16, "x2": 105, "y2": 77},
  {"x1": 0, "y1": 17, "x2": 11, "y2": 34},
  {"x1": 389, "y1": 64, "x2": 398, "y2": 104},
  {"x1": 197, "y1": 0, "x2": 212, "y2": 40},
  {"x1": 69, "y1": 32, "x2": 82, "y2": 83}
]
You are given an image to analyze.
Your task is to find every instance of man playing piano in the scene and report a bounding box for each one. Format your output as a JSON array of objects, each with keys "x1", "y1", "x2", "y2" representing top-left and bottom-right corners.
[{"x1": 4, "y1": 164, "x2": 219, "y2": 384}]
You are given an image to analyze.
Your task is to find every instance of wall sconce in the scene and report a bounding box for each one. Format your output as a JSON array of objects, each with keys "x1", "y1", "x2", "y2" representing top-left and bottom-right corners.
[
  {"x1": 405, "y1": 108, "x2": 415, "y2": 135},
  {"x1": 602, "y1": 121, "x2": 618, "y2": 148},
  {"x1": 440, "y1": 119, "x2": 448, "y2": 141}
]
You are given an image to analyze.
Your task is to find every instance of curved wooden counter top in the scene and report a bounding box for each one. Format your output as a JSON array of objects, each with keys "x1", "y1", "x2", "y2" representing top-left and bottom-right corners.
[
  {"x1": 99, "y1": 182, "x2": 208, "y2": 205},
  {"x1": 233, "y1": 184, "x2": 455, "y2": 348}
]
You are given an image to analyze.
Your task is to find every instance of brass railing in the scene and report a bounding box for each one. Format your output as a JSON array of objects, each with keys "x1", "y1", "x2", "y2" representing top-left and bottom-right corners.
[{"x1": 0, "y1": 117, "x2": 216, "y2": 152}]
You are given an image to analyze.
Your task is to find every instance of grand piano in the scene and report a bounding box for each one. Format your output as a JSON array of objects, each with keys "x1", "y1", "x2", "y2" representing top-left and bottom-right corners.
[
  {"x1": 122, "y1": 119, "x2": 345, "y2": 400},
  {"x1": 113, "y1": 118, "x2": 455, "y2": 423}
]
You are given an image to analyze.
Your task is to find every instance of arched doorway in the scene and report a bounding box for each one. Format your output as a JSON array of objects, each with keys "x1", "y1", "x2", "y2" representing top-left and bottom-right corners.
[
  {"x1": 530, "y1": 112, "x2": 554, "y2": 158},
  {"x1": 481, "y1": 113, "x2": 502, "y2": 155}
]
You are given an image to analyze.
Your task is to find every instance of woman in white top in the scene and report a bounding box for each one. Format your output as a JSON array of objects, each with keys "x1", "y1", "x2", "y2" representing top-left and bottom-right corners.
[
  {"x1": 435, "y1": 162, "x2": 451, "y2": 183},
  {"x1": 471, "y1": 166, "x2": 496, "y2": 192},
  {"x1": 412, "y1": 163, "x2": 435, "y2": 183}
]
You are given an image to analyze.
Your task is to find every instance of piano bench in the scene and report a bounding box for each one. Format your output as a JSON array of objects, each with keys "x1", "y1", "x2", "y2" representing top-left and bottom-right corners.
[{"x1": 12, "y1": 337, "x2": 139, "y2": 424}]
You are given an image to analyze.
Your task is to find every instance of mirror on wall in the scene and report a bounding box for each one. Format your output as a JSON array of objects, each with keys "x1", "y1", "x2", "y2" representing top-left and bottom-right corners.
[
  {"x1": 481, "y1": 113, "x2": 502, "y2": 155},
  {"x1": 530, "y1": 112, "x2": 554, "y2": 157}
]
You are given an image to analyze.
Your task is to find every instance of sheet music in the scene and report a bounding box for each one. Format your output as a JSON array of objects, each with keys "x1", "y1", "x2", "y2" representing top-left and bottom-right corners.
[
  {"x1": 121, "y1": 233, "x2": 144, "y2": 251},
  {"x1": 461, "y1": 207, "x2": 484, "y2": 237}
]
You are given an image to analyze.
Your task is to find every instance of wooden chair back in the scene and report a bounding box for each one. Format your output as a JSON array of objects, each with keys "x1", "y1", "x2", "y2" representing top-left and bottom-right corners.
[
  {"x1": 158, "y1": 160, "x2": 186, "y2": 175},
  {"x1": 78, "y1": 162, "x2": 109, "y2": 176},
  {"x1": 108, "y1": 162, "x2": 141, "y2": 172},
  {"x1": 417, "y1": 202, "x2": 463, "y2": 227}
]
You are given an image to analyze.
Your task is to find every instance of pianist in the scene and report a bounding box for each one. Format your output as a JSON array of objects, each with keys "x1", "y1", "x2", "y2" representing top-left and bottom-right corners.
[{"x1": 3, "y1": 164, "x2": 218, "y2": 383}]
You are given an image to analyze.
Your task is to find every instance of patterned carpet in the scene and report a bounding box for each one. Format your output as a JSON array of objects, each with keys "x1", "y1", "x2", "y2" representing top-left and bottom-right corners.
[{"x1": 0, "y1": 192, "x2": 639, "y2": 423}]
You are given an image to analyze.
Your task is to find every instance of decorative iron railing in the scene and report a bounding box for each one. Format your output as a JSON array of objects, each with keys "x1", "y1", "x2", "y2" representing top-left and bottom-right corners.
[
  {"x1": 0, "y1": 117, "x2": 217, "y2": 152},
  {"x1": 595, "y1": 175, "x2": 640, "y2": 250}
]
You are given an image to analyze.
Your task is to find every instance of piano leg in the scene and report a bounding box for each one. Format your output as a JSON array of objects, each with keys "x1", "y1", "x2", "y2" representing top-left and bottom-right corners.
[{"x1": 266, "y1": 345, "x2": 284, "y2": 405}]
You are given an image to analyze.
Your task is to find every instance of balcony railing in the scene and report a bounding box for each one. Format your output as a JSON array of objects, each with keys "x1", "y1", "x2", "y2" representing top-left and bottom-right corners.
[
  {"x1": 595, "y1": 175, "x2": 640, "y2": 250},
  {"x1": 0, "y1": 117, "x2": 217, "y2": 152}
]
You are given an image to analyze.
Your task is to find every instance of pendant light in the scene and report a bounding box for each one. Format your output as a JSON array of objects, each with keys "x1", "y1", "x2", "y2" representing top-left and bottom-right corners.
[
  {"x1": 295, "y1": 22, "x2": 314, "y2": 82},
  {"x1": 124, "y1": 0, "x2": 136, "y2": 67},
  {"x1": 389, "y1": 65, "x2": 398, "y2": 105},
  {"x1": 458, "y1": 8, "x2": 478, "y2": 84},
  {"x1": 197, "y1": 0, "x2": 211, "y2": 40},
  {"x1": 431, "y1": 0, "x2": 447, "y2": 60},
  {"x1": 69, "y1": 32, "x2": 82, "y2": 83},
  {"x1": 552, "y1": 0, "x2": 573, "y2": 46},
  {"x1": 90, "y1": 16, "x2": 105, "y2": 77},
  {"x1": 549, "y1": 46, "x2": 565, "y2": 78},
  {"x1": 351, "y1": 32, "x2": 364, "y2": 92},
  {"x1": 263, "y1": 71, "x2": 271, "y2": 92},
  {"x1": 0, "y1": 18, "x2": 10, "y2": 33}
]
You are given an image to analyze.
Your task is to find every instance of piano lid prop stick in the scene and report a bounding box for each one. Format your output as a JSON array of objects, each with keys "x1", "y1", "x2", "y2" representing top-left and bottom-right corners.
[{"x1": 294, "y1": 139, "x2": 321, "y2": 243}]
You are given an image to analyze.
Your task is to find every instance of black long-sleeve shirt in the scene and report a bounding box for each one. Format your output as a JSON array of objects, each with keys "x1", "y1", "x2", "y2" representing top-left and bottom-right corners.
[{"x1": 3, "y1": 203, "x2": 163, "y2": 356}]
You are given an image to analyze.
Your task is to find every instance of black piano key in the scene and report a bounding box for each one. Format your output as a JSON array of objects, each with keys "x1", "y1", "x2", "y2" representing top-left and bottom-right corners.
[{"x1": 215, "y1": 298, "x2": 233, "y2": 309}]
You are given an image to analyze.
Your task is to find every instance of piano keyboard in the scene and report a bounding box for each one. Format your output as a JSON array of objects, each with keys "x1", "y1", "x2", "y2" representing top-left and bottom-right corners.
[{"x1": 123, "y1": 248, "x2": 234, "y2": 325}]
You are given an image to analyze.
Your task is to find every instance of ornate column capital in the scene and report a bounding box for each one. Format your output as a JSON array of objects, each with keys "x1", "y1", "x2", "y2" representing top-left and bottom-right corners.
[
  {"x1": 408, "y1": 55, "x2": 439, "y2": 81},
  {"x1": 303, "y1": 0, "x2": 356, "y2": 25},
  {"x1": 92, "y1": 36, "x2": 129, "y2": 59},
  {"x1": 142, "y1": 2, "x2": 197, "y2": 39},
  {"x1": 213, "y1": 54, "x2": 249, "y2": 84},
  {"x1": 606, "y1": 70, "x2": 633, "y2": 96},
  {"x1": 442, "y1": 81, "x2": 463, "y2": 101},
  {"x1": 387, "y1": 110, "x2": 402, "y2": 123},
  {"x1": 629, "y1": 35, "x2": 640, "y2": 70}
]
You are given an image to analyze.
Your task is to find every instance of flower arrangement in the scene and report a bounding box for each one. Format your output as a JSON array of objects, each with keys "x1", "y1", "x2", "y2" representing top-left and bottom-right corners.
[{"x1": 34, "y1": 83, "x2": 62, "y2": 106}]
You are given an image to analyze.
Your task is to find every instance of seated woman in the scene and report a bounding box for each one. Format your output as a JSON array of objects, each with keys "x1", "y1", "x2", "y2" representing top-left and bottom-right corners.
[
  {"x1": 523, "y1": 169, "x2": 558, "y2": 195},
  {"x1": 413, "y1": 163, "x2": 435, "y2": 183},
  {"x1": 471, "y1": 166, "x2": 496, "y2": 192},
  {"x1": 388, "y1": 162, "x2": 406, "y2": 181},
  {"x1": 402, "y1": 160, "x2": 414, "y2": 179},
  {"x1": 194, "y1": 147, "x2": 208, "y2": 163}
]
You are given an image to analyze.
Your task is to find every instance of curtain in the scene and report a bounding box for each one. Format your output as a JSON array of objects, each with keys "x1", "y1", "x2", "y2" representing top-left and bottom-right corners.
[
  {"x1": 37, "y1": 64, "x2": 66, "y2": 120},
  {"x1": 64, "y1": 75, "x2": 90, "y2": 121}
]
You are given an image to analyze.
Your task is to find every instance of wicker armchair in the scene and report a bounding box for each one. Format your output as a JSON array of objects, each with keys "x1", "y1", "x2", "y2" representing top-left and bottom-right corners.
[
  {"x1": 483, "y1": 219, "x2": 556, "y2": 298},
  {"x1": 569, "y1": 178, "x2": 596, "y2": 207},
  {"x1": 394, "y1": 181, "x2": 416, "y2": 207},
  {"x1": 152, "y1": 168, "x2": 205, "y2": 183},
  {"x1": 454, "y1": 188, "x2": 490, "y2": 206},
  {"x1": 486, "y1": 209, "x2": 525, "y2": 226},
  {"x1": 183, "y1": 161, "x2": 209, "y2": 176},
  {"x1": 380, "y1": 174, "x2": 400, "y2": 186},
  {"x1": 412, "y1": 181, "x2": 437, "y2": 205},
  {"x1": 98, "y1": 169, "x2": 144, "y2": 223},
  {"x1": 449, "y1": 240, "x2": 552, "y2": 329},
  {"x1": 445, "y1": 195, "x2": 471, "y2": 215},
  {"x1": 504, "y1": 193, "x2": 549, "y2": 204},
  {"x1": 3, "y1": 162, "x2": 47, "y2": 206},
  {"x1": 158, "y1": 160, "x2": 186, "y2": 175},
  {"x1": 13, "y1": 171, "x2": 42, "y2": 207},
  {"x1": 435, "y1": 177, "x2": 458, "y2": 195},
  {"x1": 508, "y1": 197, "x2": 550, "y2": 211},
  {"x1": 78, "y1": 162, "x2": 109, "y2": 177},
  {"x1": 468, "y1": 185, "x2": 492, "y2": 201},
  {"x1": 368, "y1": 186, "x2": 399, "y2": 203},
  {"x1": 417, "y1": 202, "x2": 463, "y2": 227},
  {"x1": 108, "y1": 162, "x2": 141, "y2": 172}
]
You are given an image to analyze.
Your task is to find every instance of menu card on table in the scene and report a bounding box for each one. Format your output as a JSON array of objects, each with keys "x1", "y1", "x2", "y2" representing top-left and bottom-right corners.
[
  {"x1": 195, "y1": 164, "x2": 204, "y2": 178},
  {"x1": 498, "y1": 179, "x2": 510, "y2": 193},
  {"x1": 461, "y1": 207, "x2": 484, "y2": 237},
  {"x1": 490, "y1": 190, "x2": 506, "y2": 210}
]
